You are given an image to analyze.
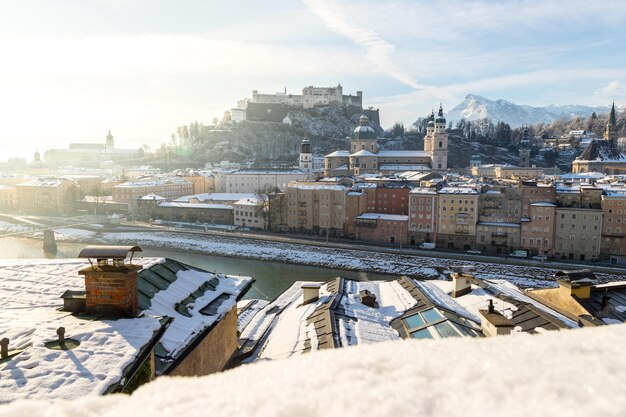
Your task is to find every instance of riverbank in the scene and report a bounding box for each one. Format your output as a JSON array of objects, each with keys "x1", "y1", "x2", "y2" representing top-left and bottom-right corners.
[{"x1": 30, "y1": 226, "x2": 624, "y2": 288}]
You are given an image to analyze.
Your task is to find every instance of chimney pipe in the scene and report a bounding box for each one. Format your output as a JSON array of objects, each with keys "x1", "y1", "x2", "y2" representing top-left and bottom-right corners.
[
  {"x1": 57, "y1": 327, "x2": 65, "y2": 345},
  {"x1": 601, "y1": 295, "x2": 611, "y2": 311},
  {"x1": 488, "y1": 299, "x2": 495, "y2": 314},
  {"x1": 0, "y1": 338, "x2": 8, "y2": 359}
]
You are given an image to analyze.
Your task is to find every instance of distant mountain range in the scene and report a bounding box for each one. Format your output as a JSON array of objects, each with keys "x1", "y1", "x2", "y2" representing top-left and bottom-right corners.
[{"x1": 447, "y1": 94, "x2": 611, "y2": 127}]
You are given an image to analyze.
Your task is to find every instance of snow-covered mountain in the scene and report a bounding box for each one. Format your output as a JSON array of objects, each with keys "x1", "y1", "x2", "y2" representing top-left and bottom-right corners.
[{"x1": 447, "y1": 94, "x2": 610, "y2": 127}]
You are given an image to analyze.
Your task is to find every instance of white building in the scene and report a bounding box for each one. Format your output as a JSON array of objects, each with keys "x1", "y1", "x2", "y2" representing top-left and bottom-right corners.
[
  {"x1": 213, "y1": 169, "x2": 310, "y2": 193},
  {"x1": 233, "y1": 196, "x2": 267, "y2": 229}
]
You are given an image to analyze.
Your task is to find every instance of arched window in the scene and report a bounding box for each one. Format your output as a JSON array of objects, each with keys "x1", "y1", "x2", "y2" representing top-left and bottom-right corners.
[{"x1": 439, "y1": 141, "x2": 443, "y2": 148}]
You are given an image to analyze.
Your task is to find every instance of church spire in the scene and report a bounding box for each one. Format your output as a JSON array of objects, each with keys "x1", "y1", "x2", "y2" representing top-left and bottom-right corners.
[
  {"x1": 608, "y1": 101, "x2": 617, "y2": 127},
  {"x1": 605, "y1": 101, "x2": 618, "y2": 141}
]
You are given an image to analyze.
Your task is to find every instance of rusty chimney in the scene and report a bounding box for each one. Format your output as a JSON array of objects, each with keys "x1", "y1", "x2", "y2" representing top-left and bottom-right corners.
[{"x1": 78, "y1": 245, "x2": 143, "y2": 318}]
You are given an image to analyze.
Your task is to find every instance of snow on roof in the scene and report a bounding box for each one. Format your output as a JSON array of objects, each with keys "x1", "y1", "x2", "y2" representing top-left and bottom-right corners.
[
  {"x1": 438, "y1": 187, "x2": 479, "y2": 195},
  {"x1": 139, "y1": 194, "x2": 167, "y2": 201},
  {"x1": 143, "y1": 268, "x2": 251, "y2": 359},
  {"x1": 325, "y1": 150, "x2": 350, "y2": 158},
  {"x1": 378, "y1": 164, "x2": 430, "y2": 171},
  {"x1": 350, "y1": 150, "x2": 376, "y2": 157},
  {"x1": 233, "y1": 197, "x2": 263, "y2": 206},
  {"x1": 114, "y1": 177, "x2": 191, "y2": 188},
  {"x1": 158, "y1": 202, "x2": 233, "y2": 210},
  {"x1": 6, "y1": 324, "x2": 626, "y2": 417},
  {"x1": 175, "y1": 193, "x2": 257, "y2": 203},
  {"x1": 409, "y1": 187, "x2": 437, "y2": 194},
  {"x1": 289, "y1": 184, "x2": 348, "y2": 191},
  {"x1": 531, "y1": 202, "x2": 556, "y2": 207},
  {"x1": 356, "y1": 213, "x2": 409, "y2": 222},
  {"x1": 0, "y1": 257, "x2": 253, "y2": 401},
  {"x1": 16, "y1": 178, "x2": 70, "y2": 187},
  {"x1": 0, "y1": 258, "x2": 164, "y2": 402},
  {"x1": 377, "y1": 150, "x2": 430, "y2": 158},
  {"x1": 240, "y1": 278, "x2": 417, "y2": 361}
]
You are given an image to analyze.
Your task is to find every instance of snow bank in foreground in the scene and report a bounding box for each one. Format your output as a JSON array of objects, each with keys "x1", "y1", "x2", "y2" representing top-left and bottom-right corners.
[{"x1": 2, "y1": 324, "x2": 625, "y2": 417}]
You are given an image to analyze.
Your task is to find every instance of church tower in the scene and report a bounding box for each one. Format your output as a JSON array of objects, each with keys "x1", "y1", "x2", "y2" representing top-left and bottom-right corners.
[
  {"x1": 423, "y1": 110, "x2": 435, "y2": 153},
  {"x1": 605, "y1": 101, "x2": 618, "y2": 143},
  {"x1": 426, "y1": 104, "x2": 448, "y2": 172},
  {"x1": 299, "y1": 138, "x2": 312, "y2": 173},
  {"x1": 519, "y1": 126, "x2": 531, "y2": 167},
  {"x1": 106, "y1": 130, "x2": 114, "y2": 150}
]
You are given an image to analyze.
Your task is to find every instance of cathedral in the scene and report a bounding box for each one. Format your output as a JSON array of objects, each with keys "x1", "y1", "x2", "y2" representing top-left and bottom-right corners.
[
  {"x1": 324, "y1": 106, "x2": 449, "y2": 177},
  {"x1": 572, "y1": 102, "x2": 626, "y2": 175}
]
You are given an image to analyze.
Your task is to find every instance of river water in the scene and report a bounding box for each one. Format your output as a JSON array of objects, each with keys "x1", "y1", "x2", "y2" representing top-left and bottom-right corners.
[{"x1": 0, "y1": 237, "x2": 393, "y2": 300}]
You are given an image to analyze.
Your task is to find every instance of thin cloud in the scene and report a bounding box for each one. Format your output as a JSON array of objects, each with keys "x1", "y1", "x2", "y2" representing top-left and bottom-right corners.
[{"x1": 302, "y1": 0, "x2": 425, "y2": 90}]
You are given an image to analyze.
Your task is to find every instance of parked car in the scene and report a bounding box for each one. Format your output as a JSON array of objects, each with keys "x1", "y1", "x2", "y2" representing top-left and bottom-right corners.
[
  {"x1": 509, "y1": 250, "x2": 528, "y2": 258},
  {"x1": 532, "y1": 255, "x2": 548, "y2": 261},
  {"x1": 419, "y1": 242, "x2": 436, "y2": 250},
  {"x1": 466, "y1": 249, "x2": 482, "y2": 255}
]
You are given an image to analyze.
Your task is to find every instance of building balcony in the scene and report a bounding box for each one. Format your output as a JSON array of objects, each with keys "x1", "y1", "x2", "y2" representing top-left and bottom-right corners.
[{"x1": 491, "y1": 232, "x2": 508, "y2": 238}]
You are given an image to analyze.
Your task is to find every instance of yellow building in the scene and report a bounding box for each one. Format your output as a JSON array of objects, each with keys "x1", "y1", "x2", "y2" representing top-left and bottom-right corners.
[
  {"x1": 286, "y1": 183, "x2": 348, "y2": 236},
  {"x1": 0, "y1": 185, "x2": 17, "y2": 211},
  {"x1": 16, "y1": 178, "x2": 79, "y2": 215},
  {"x1": 436, "y1": 187, "x2": 480, "y2": 250}
]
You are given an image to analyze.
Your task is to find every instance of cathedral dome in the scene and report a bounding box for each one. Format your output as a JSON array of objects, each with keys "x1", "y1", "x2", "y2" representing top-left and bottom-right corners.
[{"x1": 352, "y1": 115, "x2": 377, "y2": 140}]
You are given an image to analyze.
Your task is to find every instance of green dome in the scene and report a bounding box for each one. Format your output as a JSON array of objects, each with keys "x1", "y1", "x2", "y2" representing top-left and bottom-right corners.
[{"x1": 352, "y1": 125, "x2": 377, "y2": 140}]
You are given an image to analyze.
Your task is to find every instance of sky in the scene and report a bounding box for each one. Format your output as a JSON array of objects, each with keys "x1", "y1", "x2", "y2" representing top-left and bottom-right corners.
[{"x1": 1, "y1": 0, "x2": 626, "y2": 160}]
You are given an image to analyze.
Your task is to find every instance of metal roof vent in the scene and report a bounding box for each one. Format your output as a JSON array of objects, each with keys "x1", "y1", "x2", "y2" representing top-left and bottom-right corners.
[{"x1": 78, "y1": 245, "x2": 142, "y2": 270}]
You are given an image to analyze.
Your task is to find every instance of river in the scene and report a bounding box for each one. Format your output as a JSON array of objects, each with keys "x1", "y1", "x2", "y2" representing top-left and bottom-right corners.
[{"x1": 0, "y1": 236, "x2": 394, "y2": 300}]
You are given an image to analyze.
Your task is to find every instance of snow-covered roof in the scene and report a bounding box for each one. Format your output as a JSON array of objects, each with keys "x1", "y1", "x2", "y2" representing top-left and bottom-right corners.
[
  {"x1": 114, "y1": 177, "x2": 191, "y2": 188},
  {"x1": 350, "y1": 150, "x2": 376, "y2": 157},
  {"x1": 409, "y1": 187, "x2": 438, "y2": 194},
  {"x1": 438, "y1": 187, "x2": 479, "y2": 195},
  {"x1": 233, "y1": 197, "x2": 264, "y2": 206},
  {"x1": 379, "y1": 164, "x2": 430, "y2": 171},
  {"x1": 531, "y1": 202, "x2": 556, "y2": 207},
  {"x1": 0, "y1": 257, "x2": 252, "y2": 402},
  {"x1": 289, "y1": 184, "x2": 348, "y2": 191},
  {"x1": 16, "y1": 178, "x2": 71, "y2": 187},
  {"x1": 377, "y1": 150, "x2": 430, "y2": 158},
  {"x1": 158, "y1": 202, "x2": 233, "y2": 210},
  {"x1": 139, "y1": 194, "x2": 167, "y2": 201},
  {"x1": 356, "y1": 213, "x2": 409, "y2": 222},
  {"x1": 239, "y1": 278, "x2": 418, "y2": 361},
  {"x1": 0, "y1": 258, "x2": 163, "y2": 401},
  {"x1": 175, "y1": 193, "x2": 257, "y2": 203},
  {"x1": 325, "y1": 150, "x2": 350, "y2": 158}
]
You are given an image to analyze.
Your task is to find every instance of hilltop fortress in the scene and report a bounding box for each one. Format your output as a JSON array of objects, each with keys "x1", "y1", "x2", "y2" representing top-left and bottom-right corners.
[{"x1": 231, "y1": 84, "x2": 378, "y2": 124}]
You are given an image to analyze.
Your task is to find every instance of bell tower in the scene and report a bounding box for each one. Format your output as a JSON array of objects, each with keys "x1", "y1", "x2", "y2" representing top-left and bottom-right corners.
[
  {"x1": 605, "y1": 101, "x2": 618, "y2": 143},
  {"x1": 106, "y1": 130, "x2": 114, "y2": 150},
  {"x1": 429, "y1": 104, "x2": 448, "y2": 172},
  {"x1": 299, "y1": 138, "x2": 312, "y2": 173},
  {"x1": 519, "y1": 126, "x2": 531, "y2": 167}
]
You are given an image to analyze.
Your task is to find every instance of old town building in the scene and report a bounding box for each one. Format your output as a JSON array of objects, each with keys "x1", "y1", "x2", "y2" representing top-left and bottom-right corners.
[
  {"x1": 520, "y1": 202, "x2": 556, "y2": 257},
  {"x1": 436, "y1": 187, "x2": 480, "y2": 250},
  {"x1": 601, "y1": 191, "x2": 626, "y2": 264},
  {"x1": 16, "y1": 178, "x2": 79, "y2": 215},
  {"x1": 286, "y1": 183, "x2": 348, "y2": 235},
  {"x1": 554, "y1": 207, "x2": 602, "y2": 262},
  {"x1": 408, "y1": 187, "x2": 438, "y2": 245}
]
